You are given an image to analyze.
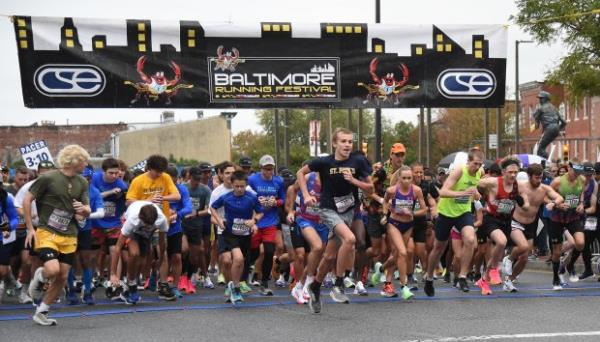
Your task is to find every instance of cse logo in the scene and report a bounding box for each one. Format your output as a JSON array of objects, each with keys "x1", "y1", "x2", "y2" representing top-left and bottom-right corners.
[
  {"x1": 437, "y1": 69, "x2": 496, "y2": 99},
  {"x1": 34, "y1": 64, "x2": 105, "y2": 97}
]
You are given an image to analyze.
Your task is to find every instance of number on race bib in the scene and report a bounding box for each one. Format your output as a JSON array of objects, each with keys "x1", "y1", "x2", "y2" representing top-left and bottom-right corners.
[
  {"x1": 334, "y1": 194, "x2": 355, "y2": 213},
  {"x1": 231, "y1": 218, "x2": 250, "y2": 236}
]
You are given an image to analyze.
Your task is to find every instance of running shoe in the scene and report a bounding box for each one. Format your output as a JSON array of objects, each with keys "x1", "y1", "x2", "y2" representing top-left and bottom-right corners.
[
  {"x1": 414, "y1": 262, "x2": 423, "y2": 275},
  {"x1": 33, "y1": 310, "x2": 57, "y2": 326},
  {"x1": 458, "y1": 277, "x2": 470, "y2": 293},
  {"x1": 198, "y1": 276, "x2": 211, "y2": 290},
  {"x1": 558, "y1": 272, "x2": 569, "y2": 286},
  {"x1": 276, "y1": 274, "x2": 288, "y2": 288},
  {"x1": 503, "y1": 278, "x2": 518, "y2": 293},
  {"x1": 330, "y1": 285, "x2": 350, "y2": 303},
  {"x1": 323, "y1": 273, "x2": 334, "y2": 288},
  {"x1": 452, "y1": 277, "x2": 459, "y2": 288},
  {"x1": 208, "y1": 266, "x2": 218, "y2": 276},
  {"x1": 29, "y1": 267, "x2": 46, "y2": 302},
  {"x1": 259, "y1": 286, "x2": 274, "y2": 296},
  {"x1": 443, "y1": 270, "x2": 451, "y2": 283},
  {"x1": 552, "y1": 281, "x2": 563, "y2": 291},
  {"x1": 239, "y1": 281, "x2": 251, "y2": 294},
  {"x1": 82, "y1": 292, "x2": 95, "y2": 305},
  {"x1": 217, "y1": 273, "x2": 226, "y2": 285},
  {"x1": 18, "y1": 288, "x2": 33, "y2": 304},
  {"x1": 66, "y1": 288, "x2": 80, "y2": 305},
  {"x1": 394, "y1": 270, "x2": 400, "y2": 281},
  {"x1": 502, "y1": 256, "x2": 513, "y2": 277},
  {"x1": 407, "y1": 274, "x2": 419, "y2": 291},
  {"x1": 224, "y1": 287, "x2": 231, "y2": 303},
  {"x1": 343, "y1": 276, "x2": 356, "y2": 289},
  {"x1": 232, "y1": 288, "x2": 244, "y2": 305},
  {"x1": 353, "y1": 281, "x2": 368, "y2": 296},
  {"x1": 178, "y1": 277, "x2": 189, "y2": 293},
  {"x1": 124, "y1": 289, "x2": 140, "y2": 305},
  {"x1": 172, "y1": 288, "x2": 184, "y2": 298},
  {"x1": 370, "y1": 262, "x2": 383, "y2": 286},
  {"x1": 569, "y1": 272, "x2": 579, "y2": 283},
  {"x1": 424, "y1": 278, "x2": 435, "y2": 297},
  {"x1": 291, "y1": 285, "x2": 306, "y2": 304},
  {"x1": 579, "y1": 270, "x2": 594, "y2": 281},
  {"x1": 308, "y1": 284, "x2": 321, "y2": 314},
  {"x1": 400, "y1": 285, "x2": 415, "y2": 300},
  {"x1": 250, "y1": 278, "x2": 261, "y2": 287},
  {"x1": 186, "y1": 277, "x2": 197, "y2": 294},
  {"x1": 475, "y1": 278, "x2": 492, "y2": 295},
  {"x1": 488, "y1": 268, "x2": 501, "y2": 285},
  {"x1": 380, "y1": 282, "x2": 398, "y2": 298},
  {"x1": 158, "y1": 284, "x2": 177, "y2": 301},
  {"x1": 227, "y1": 282, "x2": 236, "y2": 304},
  {"x1": 167, "y1": 275, "x2": 174, "y2": 283}
]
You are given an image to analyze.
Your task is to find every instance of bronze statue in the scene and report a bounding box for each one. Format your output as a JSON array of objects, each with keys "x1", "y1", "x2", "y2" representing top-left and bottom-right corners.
[{"x1": 533, "y1": 91, "x2": 566, "y2": 159}]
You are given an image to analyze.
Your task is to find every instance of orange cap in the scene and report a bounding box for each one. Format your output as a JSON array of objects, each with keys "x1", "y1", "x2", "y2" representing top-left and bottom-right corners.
[{"x1": 390, "y1": 143, "x2": 406, "y2": 154}]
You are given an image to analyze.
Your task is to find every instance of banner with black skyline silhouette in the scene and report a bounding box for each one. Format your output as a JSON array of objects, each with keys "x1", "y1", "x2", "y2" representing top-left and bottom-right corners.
[{"x1": 12, "y1": 16, "x2": 507, "y2": 108}]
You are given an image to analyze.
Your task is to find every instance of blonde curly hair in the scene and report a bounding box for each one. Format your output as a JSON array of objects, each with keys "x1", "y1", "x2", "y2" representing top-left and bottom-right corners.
[{"x1": 57, "y1": 144, "x2": 90, "y2": 168}]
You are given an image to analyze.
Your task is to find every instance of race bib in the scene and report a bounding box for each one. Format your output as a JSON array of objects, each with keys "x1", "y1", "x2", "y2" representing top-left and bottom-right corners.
[
  {"x1": 496, "y1": 199, "x2": 515, "y2": 215},
  {"x1": 305, "y1": 203, "x2": 321, "y2": 217},
  {"x1": 394, "y1": 199, "x2": 413, "y2": 214},
  {"x1": 564, "y1": 194, "x2": 579, "y2": 209},
  {"x1": 47, "y1": 208, "x2": 73, "y2": 232},
  {"x1": 334, "y1": 194, "x2": 355, "y2": 213},
  {"x1": 190, "y1": 197, "x2": 200, "y2": 211},
  {"x1": 455, "y1": 195, "x2": 470, "y2": 204},
  {"x1": 584, "y1": 217, "x2": 598, "y2": 231},
  {"x1": 104, "y1": 201, "x2": 116, "y2": 217},
  {"x1": 231, "y1": 218, "x2": 250, "y2": 236},
  {"x1": 414, "y1": 201, "x2": 421, "y2": 212}
]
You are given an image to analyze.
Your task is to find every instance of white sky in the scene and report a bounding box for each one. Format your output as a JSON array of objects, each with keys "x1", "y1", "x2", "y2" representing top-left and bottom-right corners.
[{"x1": 0, "y1": 0, "x2": 566, "y2": 133}]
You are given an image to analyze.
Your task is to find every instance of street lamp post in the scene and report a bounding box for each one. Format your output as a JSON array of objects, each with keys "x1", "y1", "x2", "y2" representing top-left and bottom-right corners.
[
  {"x1": 220, "y1": 111, "x2": 237, "y2": 160},
  {"x1": 515, "y1": 40, "x2": 533, "y2": 154}
]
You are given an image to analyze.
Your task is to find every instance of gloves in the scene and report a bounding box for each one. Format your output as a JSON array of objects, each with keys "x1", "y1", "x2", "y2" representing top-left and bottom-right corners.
[{"x1": 515, "y1": 195, "x2": 525, "y2": 207}]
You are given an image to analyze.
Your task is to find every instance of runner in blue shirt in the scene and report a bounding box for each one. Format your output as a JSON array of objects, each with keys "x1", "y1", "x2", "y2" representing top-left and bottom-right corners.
[
  {"x1": 247, "y1": 155, "x2": 286, "y2": 295},
  {"x1": 163, "y1": 166, "x2": 192, "y2": 299},
  {"x1": 211, "y1": 170, "x2": 263, "y2": 305},
  {"x1": 67, "y1": 166, "x2": 104, "y2": 305},
  {"x1": 91, "y1": 158, "x2": 128, "y2": 292}
]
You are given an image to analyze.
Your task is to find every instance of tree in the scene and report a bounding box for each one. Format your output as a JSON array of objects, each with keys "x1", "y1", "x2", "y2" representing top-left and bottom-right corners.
[{"x1": 514, "y1": 1, "x2": 600, "y2": 97}]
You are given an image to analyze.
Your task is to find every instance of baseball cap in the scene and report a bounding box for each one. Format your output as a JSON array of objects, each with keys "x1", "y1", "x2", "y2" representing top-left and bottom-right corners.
[
  {"x1": 390, "y1": 143, "x2": 406, "y2": 154},
  {"x1": 583, "y1": 162, "x2": 595, "y2": 176},
  {"x1": 569, "y1": 162, "x2": 585, "y2": 174},
  {"x1": 189, "y1": 166, "x2": 202, "y2": 179},
  {"x1": 239, "y1": 156, "x2": 252, "y2": 168},
  {"x1": 0, "y1": 165, "x2": 8, "y2": 173},
  {"x1": 198, "y1": 162, "x2": 212, "y2": 173},
  {"x1": 437, "y1": 167, "x2": 448, "y2": 175},
  {"x1": 37, "y1": 160, "x2": 55, "y2": 171},
  {"x1": 594, "y1": 162, "x2": 600, "y2": 173},
  {"x1": 259, "y1": 155, "x2": 275, "y2": 167}
]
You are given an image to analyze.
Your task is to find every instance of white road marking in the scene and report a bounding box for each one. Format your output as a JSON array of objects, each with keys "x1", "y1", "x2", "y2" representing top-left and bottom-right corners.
[{"x1": 400, "y1": 331, "x2": 600, "y2": 342}]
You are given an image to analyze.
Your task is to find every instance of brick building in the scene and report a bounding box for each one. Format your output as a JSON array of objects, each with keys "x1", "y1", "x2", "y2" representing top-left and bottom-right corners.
[
  {"x1": 0, "y1": 122, "x2": 128, "y2": 166},
  {"x1": 519, "y1": 81, "x2": 599, "y2": 163}
]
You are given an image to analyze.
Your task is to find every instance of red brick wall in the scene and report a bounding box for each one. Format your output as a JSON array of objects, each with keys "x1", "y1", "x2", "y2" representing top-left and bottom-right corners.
[{"x1": 0, "y1": 123, "x2": 128, "y2": 166}]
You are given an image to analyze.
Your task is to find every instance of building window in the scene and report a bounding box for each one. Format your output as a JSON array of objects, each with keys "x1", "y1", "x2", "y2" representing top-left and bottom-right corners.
[
  {"x1": 566, "y1": 101, "x2": 570, "y2": 122},
  {"x1": 583, "y1": 97, "x2": 589, "y2": 119},
  {"x1": 583, "y1": 140, "x2": 588, "y2": 161},
  {"x1": 574, "y1": 98, "x2": 579, "y2": 121},
  {"x1": 574, "y1": 140, "x2": 579, "y2": 158}
]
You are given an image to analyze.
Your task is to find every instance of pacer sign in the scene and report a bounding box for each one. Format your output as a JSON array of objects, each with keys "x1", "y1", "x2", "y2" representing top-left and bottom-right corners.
[
  {"x1": 20, "y1": 140, "x2": 54, "y2": 170},
  {"x1": 209, "y1": 53, "x2": 340, "y2": 103}
]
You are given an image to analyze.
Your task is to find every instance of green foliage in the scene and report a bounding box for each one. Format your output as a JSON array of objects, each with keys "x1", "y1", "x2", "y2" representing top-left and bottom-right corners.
[
  {"x1": 514, "y1": 0, "x2": 600, "y2": 97},
  {"x1": 168, "y1": 153, "x2": 198, "y2": 166}
]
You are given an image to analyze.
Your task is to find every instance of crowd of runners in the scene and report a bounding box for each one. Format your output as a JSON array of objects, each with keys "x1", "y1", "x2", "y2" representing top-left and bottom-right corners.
[{"x1": 0, "y1": 127, "x2": 599, "y2": 326}]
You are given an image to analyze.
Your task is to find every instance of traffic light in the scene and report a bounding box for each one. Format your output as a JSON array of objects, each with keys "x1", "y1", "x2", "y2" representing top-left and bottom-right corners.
[
  {"x1": 562, "y1": 143, "x2": 569, "y2": 162},
  {"x1": 361, "y1": 142, "x2": 368, "y2": 155}
]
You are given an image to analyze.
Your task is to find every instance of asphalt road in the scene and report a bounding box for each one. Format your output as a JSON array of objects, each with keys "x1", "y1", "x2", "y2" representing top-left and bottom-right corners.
[{"x1": 2, "y1": 270, "x2": 600, "y2": 342}]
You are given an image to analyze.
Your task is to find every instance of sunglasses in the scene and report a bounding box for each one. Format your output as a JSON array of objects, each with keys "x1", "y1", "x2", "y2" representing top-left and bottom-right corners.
[
  {"x1": 393, "y1": 153, "x2": 405, "y2": 157},
  {"x1": 38, "y1": 161, "x2": 55, "y2": 168}
]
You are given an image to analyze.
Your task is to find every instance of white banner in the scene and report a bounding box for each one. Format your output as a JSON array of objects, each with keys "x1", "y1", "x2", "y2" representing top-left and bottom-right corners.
[
  {"x1": 309, "y1": 120, "x2": 321, "y2": 157},
  {"x1": 19, "y1": 140, "x2": 54, "y2": 170}
]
